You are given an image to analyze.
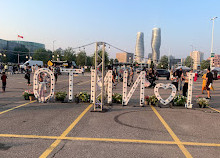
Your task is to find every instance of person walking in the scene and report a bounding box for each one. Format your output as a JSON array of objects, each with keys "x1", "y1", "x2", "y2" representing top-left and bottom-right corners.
[
  {"x1": 206, "y1": 67, "x2": 213, "y2": 99},
  {"x1": 54, "y1": 65, "x2": 58, "y2": 84},
  {"x1": 25, "y1": 66, "x2": 31, "y2": 86},
  {"x1": 177, "y1": 68, "x2": 183, "y2": 91},
  {"x1": 4, "y1": 64, "x2": 8, "y2": 72},
  {"x1": 171, "y1": 71, "x2": 179, "y2": 90},
  {"x1": 182, "y1": 71, "x2": 189, "y2": 97},
  {"x1": 129, "y1": 67, "x2": 134, "y2": 86},
  {"x1": 1, "y1": 72, "x2": 7, "y2": 92},
  {"x1": 202, "y1": 72, "x2": 207, "y2": 94},
  {"x1": 112, "y1": 68, "x2": 117, "y2": 88}
]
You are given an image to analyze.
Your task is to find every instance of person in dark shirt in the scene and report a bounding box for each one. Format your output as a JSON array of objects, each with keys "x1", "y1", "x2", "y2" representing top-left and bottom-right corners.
[
  {"x1": 25, "y1": 66, "x2": 31, "y2": 86},
  {"x1": 206, "y1": 67, "x2": 213, "y2": 99},
  {"x1": 177, "y1": 68, "x2": 183, "y2": 91},
  {"x1": 1, "y1": 72, "x2": 7, "y2": 92}
]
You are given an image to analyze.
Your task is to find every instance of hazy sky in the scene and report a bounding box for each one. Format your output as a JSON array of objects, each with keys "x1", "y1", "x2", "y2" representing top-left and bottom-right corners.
[{"x1": 0, "y1": 0, "x2": 219, "y2": 59}]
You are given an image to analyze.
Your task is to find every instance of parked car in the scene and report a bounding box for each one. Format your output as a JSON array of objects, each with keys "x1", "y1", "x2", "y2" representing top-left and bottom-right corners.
[{"x1": 156, "y1": 69, "x2": 170, "y2": 80}]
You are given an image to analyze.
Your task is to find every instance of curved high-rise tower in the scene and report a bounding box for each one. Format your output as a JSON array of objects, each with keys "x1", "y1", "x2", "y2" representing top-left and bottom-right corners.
[
  {"x1": 151, "y1": 28, "x2": 161, "y2": 63},
  {"x1": 135, "y1": 32, "x2": 144, "y2": 63}
]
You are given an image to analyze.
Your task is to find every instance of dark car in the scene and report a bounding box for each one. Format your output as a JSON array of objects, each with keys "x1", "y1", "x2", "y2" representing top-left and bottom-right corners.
[{"x1": 156, "y1": 69, "x2": 170, "y2": 80}]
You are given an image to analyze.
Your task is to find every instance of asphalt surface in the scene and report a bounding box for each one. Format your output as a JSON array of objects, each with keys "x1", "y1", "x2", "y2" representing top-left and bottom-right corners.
[{"x1": 0, "y1": 72, "x2": 220, "y2": 158}]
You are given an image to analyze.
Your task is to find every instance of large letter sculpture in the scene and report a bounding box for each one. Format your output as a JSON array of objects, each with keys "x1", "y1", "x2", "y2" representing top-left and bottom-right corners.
[
  {"x1": 91, "y1": 70, "x2": 112, "y2": 104},
  {"x1": 154, "y1": 83, "x2": 176, "y2": 105},
  {"x1": 33, "y1": 68, "x2": 55, "y2": 101},
  {"x1": 122, "y1": 71, "x2": 145, "y2": 106},
  {"x1": 60, "y1": 68, "x2": 83, "y2": 102},
  {"x1": 186, "y1": 73, "x2": 195, "y2": 108}
]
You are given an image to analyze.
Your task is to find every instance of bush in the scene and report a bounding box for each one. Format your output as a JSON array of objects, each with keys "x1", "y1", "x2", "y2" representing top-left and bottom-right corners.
[
  {"x1": 149, "y1": 95, "x2": 158, "y2": 105},
  {"x1": 112, "y1": 93, "x2": 122, "y2": 104},
  {"x1": 75, "y1": 92, "x2": 90, "y2": 103},
  {"x1": 55, "y1": 91, "x2": 67, "y2": 101},
  {"x1": 23, "y1": 90, "x2": 34, "y2": 100},
  {"x1": 173, "y1": 95, "x2": 186, "y2": 106},
  {"x1": 196, "y1": 97, "x2": 209, "y2": 108}
]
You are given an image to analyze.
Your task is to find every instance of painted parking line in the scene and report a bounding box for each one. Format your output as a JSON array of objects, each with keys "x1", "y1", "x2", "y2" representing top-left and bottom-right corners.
[
  {"x1": 0, "y1": 100, "x2": 36, "y2": 115},
  {"x1": 39, "y1": 103, "x2": 93, "y2": 158},
  {"x1": 151, "y1": 106, "x2": 192, "y2": 158},
  {"x1": 207, "y1": 105, "x2": 220, "y2": 113},
  {"x1": 1, "y1": 133, "x2": 220, "y2": 147}
]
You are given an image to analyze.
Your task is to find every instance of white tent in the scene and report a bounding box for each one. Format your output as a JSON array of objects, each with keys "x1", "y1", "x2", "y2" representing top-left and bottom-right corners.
[
  {"x1": 212, "y1": 67, "x2": 220, "y2": 72},
  {"x1": 175, "y1": 66, "x2": 191, "y2": 71}
]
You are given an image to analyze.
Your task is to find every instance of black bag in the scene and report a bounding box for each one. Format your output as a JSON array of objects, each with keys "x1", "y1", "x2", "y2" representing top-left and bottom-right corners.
[{"x1": 24, "y1": 73, "x2": 28, "y2": 79}]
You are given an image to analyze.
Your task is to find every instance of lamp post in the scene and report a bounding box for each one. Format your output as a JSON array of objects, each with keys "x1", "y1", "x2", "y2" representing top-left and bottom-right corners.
[
  {"x1": 53, "y1": 40, "x2": 56, "y2": 52},
  {"x1": 210, "y1": 17, "x2": 218, "y2": 69},
  {"x1": 57, "y1": 54, "x2": 59, "y2": 61}
]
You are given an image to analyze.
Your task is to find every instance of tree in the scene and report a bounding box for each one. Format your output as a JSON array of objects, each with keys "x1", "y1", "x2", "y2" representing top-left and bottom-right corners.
[
  {"x1": 86, "y1": 56, "x2": 93, "y2": 66},
  {"x1": 184, "y1": 56, "x2": 193, "y2": 68},
  {"x1": 157, "y1": 55, "x2": 168, "y2": 69},
  {"x1": 10, "y1": 46, "x2": 29, "y2": 63},
  {"x1": 92, "y1": 50, "x2": 109, "y2": 66},
  {"x1": 201, "y1": 60, "x2": 210, "y2": 70},
  {"x1": 52, "y1": 49, "x2": 63, "y2": 61},
  {"x1": 62, "y1": 47, "x2": 76, "y2": 62},
  {"x1": 109, "y1": 58, "x2": 114, "y2": 65},
  {"x1": 33, "y1": 48, "x2": 52, "y2": 64},
  {"x1": 114, "y1": 59, "x2": 119, "y2": 64},
  {"x1": 76, "y1": 51, "x2": 87, "y2": 66}
]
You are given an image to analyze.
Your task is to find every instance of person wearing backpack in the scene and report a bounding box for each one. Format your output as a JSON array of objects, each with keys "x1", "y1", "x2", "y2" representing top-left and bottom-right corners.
[{"x1": 25, "y1": 66, "x2": 31, "y2": 86}]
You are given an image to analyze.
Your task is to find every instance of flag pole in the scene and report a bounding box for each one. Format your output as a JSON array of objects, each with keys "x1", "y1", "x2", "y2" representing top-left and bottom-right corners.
[{"x1": 17, "y1": 35, "x2": 19, "y2": 64}]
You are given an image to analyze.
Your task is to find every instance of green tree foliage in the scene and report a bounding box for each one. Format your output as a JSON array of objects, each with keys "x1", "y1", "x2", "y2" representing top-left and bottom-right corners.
[
  {"x1": 86, "y1": 56, "x2": 93, "y2": 66},
  {"x1": 53, "y1": 49, "x2": 63, "y2": 61},
  {"x1": 6, "y1": 46, "x2": 29, "y2": 63},
  {"x1": 109, "y1": 58, "x2": 114, "y2": 65},
  {"x1": 114, "y1": 59, "x2": 119, "y2": 64},
  {"x1": 92, "y1": 50, "x2": 109, "y2": 66},
  {"x1": 76, "y1": 51, "x2": 87, "y2": 66},
  {"x1": 33, "y1": 48, "x2": 52, "y2": 64},
  {"x1": 62, "y1": 47, "x2": 76, "y2": 62},
  {"x1": 201, "y1": 60, "x2": 210, "y2": 70},
  {"x1": 157, "y1": 55, "x2": 168, "y2": 69},
  {"x1": 184, "y1": 56, "x2": 193, "y2": 68}
]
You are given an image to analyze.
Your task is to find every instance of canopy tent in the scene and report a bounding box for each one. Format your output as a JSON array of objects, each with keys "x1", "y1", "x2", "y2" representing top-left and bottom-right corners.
[
  {"x1": 212, "y1": 67, "x2": 220, "y2": 72},
  {"x1": 175, "y1": 66, "x2": 191, "y2": 71}
]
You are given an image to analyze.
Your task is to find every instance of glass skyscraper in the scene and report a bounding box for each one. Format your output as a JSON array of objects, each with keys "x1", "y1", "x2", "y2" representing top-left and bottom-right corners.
[
  {"x1": 135, "y1": 32, "x2": 144, "y2": 63},
  {"x1": 151, "y1": 28, "x2": 161, "y2": 63}
]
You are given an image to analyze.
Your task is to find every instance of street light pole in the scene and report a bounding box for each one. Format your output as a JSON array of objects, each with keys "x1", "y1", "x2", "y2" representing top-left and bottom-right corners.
[
  {"x1": 210, "y1": 17, "x2": 218, "y2": 69},
  {"x1": 53, "y1": 41, "x2": 55, "y2": 52}
]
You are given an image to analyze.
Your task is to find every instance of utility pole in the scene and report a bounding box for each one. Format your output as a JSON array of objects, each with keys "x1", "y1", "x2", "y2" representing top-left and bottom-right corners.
[
  {"x1": 210, "y1": 17, "x2": 218, "y2": 69},
  {"x1": 53, "y1": 40, "x2": 56, "y2": 52},
  {"x1": 18, "y1": 52, "x2": 19, "y2": 64}
]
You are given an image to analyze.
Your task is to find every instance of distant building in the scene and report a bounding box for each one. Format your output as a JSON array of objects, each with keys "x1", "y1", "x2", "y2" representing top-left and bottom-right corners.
[
  {"x1": 151, "y1": 28, "x2": 161, "y2": 63},
  {"x1": 148, "y1": 53, "x2": 152, "y2": 59},
  {"x1": 116, "y1": 52, "x2": 133, "y2": 63},
  {"x1": 10, "y1": 40, "x2": 45, "y2": 52},
  {"x1": 135, "y1": 32, "x2": 144, "y2": 63},
  {"x1": 169, "y1": 58, "x2": 181, "y2": 68},
  {"x1": 181, "y1": 58, "x2": 185, "y2": 66},
  {"x1": 190, "y1": 51, "x2": 204, "y2": 70},
  {"x1": 208, "y1": 55, "x2": 220, "y2": 67},
  {"x1": 0, "y1": 38, "x2": 45, "y2": 52}
]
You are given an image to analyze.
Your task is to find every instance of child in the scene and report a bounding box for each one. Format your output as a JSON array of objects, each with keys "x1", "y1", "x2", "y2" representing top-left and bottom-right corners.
[
  {"x1": 1, "y1": 72, "x2": 7, "y2": 92},
  {"x1": 36, "y1": 75, "x2": 46, "y2": 103}
]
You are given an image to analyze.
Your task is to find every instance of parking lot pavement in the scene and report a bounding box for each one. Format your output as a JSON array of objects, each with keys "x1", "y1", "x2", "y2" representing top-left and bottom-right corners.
[{"x1": 0, "y1": 73, "x2": 220, "y2": 157}]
